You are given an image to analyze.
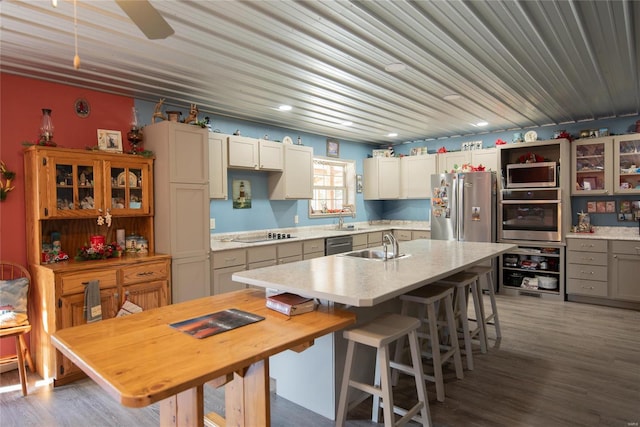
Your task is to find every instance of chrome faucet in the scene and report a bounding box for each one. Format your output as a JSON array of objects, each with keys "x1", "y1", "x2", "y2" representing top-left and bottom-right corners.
[
  {"x1": 337, "y1": 204, "x2": 356, "y2": 229},
  {"x1": 383, "y1": 232, "x2": 399, "y2": 260}
]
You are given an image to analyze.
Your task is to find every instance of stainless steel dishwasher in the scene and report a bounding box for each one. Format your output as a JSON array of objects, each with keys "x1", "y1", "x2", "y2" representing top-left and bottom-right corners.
[{"x1": 325, "y1": 235, "x2": 353, "y2": 255}]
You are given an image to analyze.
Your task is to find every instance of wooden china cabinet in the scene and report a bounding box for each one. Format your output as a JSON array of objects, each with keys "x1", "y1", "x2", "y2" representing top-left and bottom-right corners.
[{"x1": 23, "y1": 146, "x2": 171, "y2": 385}]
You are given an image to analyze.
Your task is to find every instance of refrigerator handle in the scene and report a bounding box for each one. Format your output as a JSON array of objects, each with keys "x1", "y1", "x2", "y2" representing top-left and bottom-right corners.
[{"x1": 458, "y1": 176, "x2": 465, "y2": 240}]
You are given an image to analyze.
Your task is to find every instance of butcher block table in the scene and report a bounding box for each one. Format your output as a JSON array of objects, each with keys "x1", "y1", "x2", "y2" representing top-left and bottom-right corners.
[{"x1": 51, "y1": 288, "x2": 356, "y2": 427}]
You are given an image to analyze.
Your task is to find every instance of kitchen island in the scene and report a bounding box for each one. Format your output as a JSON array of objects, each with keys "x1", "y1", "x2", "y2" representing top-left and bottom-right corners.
[{"x1": 232, "y1": 239, "x2": 517, "y2": 419}]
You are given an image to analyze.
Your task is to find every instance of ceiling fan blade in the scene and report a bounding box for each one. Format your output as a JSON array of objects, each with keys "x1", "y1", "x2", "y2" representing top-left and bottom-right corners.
[{"x1": 115, "y1": 0, "x2": 174, "y2": 40}]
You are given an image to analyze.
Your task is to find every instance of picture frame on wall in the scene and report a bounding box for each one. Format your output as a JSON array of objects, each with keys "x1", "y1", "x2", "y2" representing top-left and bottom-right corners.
[
  {"x1": 97, "y1": 129, "x2": 123, "y2": 153},
  {"x1": 327, "y1": 138, "x2": 339, "y2": 158}
]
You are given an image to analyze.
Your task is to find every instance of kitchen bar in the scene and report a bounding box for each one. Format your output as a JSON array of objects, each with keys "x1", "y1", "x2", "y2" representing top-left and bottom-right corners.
[{"x1": 232, "y1": 239, "x2": 517, "y2": 418}]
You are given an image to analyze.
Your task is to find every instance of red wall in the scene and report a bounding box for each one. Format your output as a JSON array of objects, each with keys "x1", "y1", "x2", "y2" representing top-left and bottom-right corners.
[{"x1": 0, "y1": 73, "x2": 133, "y2": 356}]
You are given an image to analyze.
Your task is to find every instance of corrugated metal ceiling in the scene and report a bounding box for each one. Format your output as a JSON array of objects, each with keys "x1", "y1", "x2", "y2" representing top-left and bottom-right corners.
[{"x1": 1, "y1": 0, "x2": 638, "y2": 144}]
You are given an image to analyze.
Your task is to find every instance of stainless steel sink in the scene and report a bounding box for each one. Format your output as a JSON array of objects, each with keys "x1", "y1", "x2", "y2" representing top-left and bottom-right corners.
[{"x1": 341, "y1": 249, "x2": 410, "y2": 261}]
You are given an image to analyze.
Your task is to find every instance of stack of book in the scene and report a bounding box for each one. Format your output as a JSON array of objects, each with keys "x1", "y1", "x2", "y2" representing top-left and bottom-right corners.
[{"x1": 266, "y1": 292, "x2": 317, "y2": 316}]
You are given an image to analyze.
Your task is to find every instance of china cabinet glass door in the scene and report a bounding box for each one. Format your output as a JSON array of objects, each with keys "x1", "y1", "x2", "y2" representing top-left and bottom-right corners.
[
  {"x1": 572, "y1": 137, "x2": 612, "y2": 195},
  {"x1": 105, "y1": 161, "x2": 151, "y2": 214},
  {"x1": 614, "y1": 134, "x2": 640, "y2": 194},
  {"x1": 50, "y1": 157, "x2": 102, "y2": 217}
]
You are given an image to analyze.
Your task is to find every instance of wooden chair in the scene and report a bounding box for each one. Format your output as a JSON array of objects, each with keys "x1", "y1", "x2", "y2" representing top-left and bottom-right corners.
[{"x1": 0, "y1": 261, "x2": 35, "y2": 396}]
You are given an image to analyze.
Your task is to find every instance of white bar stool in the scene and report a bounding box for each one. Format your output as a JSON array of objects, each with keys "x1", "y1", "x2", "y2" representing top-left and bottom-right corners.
[
  {"x1": 394, "y1": 285, "x2": 464, "y2": 402},
  {"x1": 466, "y1": 265, "x2": 502, "y2": 339},
  {"x1": 434, "y1": 271, "x2": 487, "y2": 371},
  {"x1": 336, "y1": 313, "x2": 432, "y2": 427}
]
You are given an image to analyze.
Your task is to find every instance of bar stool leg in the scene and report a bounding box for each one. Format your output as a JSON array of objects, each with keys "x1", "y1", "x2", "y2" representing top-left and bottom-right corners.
[
  {"x1": 336, "y1": 340, "x2": 356, "y2": 427},
  {"x1": 444, "y1": 293, "x2": 464, "y2": 380},
  {"x1": 407, "y1": 328, "x2": 432, "y2": 426},
  {"x1": 470, "y1": 279, "x2": 488, "y2": 353},
  {"x1": 485, "y1": 269, "x2": 502, "y2": 338},
  {"x1": 379, "y1": 345, "x2": 395, "y2": 427},
  {"x1": 454, "y1": 286, "x2": 474, "y2": 371},
  {"x1": 425, "y1": 301, "x2": 445, "y2": 402}
]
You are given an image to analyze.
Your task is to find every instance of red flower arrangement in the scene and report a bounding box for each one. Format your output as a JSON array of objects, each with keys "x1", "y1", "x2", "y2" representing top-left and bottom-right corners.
[{"x1": 75, "y1": 242, "x2": 123, "y2": 260}]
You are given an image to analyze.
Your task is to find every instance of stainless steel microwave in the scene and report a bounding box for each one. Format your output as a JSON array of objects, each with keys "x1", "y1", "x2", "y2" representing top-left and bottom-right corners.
[{"x1": 506, "y1": 162, "x2": 557, "y2": 188}]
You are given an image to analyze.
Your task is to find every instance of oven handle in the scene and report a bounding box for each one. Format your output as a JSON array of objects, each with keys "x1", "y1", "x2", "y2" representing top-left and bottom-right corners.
[{"x1": 501, "y1": 200, "x2": 561, "y2": 204}]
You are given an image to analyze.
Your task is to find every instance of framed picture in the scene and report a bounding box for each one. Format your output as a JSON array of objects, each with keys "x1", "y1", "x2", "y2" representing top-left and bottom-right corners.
[
  {"x1": 327, "y1": 138, "x2": 339, "y2": 158},
  {"x1": 97, "y1": 129, "x2": 123, "y2": 153},
  {"x1": 582, "y1": 177, "x2": 596, "y2": 191},
  {"x1": 586, "y1": 201, "x2": 596, "y2": 213},
  {"x1": 605, "y1": 201, "x2": 616, "y2": 213},
  {"x1": 356, "y1": 174, "x2": 363, "y2": 193}
]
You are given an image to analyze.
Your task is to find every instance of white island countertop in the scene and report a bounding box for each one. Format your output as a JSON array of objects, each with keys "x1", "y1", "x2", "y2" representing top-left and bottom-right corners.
[{"x1": 233, "y1": 240, "x2": 516, "y2": 307}]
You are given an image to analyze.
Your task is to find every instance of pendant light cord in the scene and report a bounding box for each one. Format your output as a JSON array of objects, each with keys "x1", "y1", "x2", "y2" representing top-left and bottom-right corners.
[{"x1": 73, "y1": 0, "x2": 80, "y2": 69}]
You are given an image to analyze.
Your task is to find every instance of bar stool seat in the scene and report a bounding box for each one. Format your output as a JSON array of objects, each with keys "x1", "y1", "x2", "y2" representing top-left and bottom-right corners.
[
  {"x1": 336, "y1": 313, "x2": 431, "y2": 427},
  {"x1": 434, "y1": 271, "x2": 487, "y2": 371},
  {"x1": 466, "y1": 265, "x2": 502, "y2": 339},
  {"x1": 395, "y1": 285, "x2": 464, "y2": 402}
]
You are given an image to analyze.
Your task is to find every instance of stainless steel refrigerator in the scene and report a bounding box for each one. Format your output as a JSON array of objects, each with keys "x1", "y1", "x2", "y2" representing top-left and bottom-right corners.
[{"x1": 430, "y1": 171, "x2": 496, "y2": 242}]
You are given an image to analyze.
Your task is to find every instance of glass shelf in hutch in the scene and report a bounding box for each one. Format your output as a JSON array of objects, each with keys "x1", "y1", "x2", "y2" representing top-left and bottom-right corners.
[
  {"x1": 614, "y1": 134, "x2": 640, "y2": 194},
  {"x1": 500, "y1": 243, "x2": 565, "y2": 300}
]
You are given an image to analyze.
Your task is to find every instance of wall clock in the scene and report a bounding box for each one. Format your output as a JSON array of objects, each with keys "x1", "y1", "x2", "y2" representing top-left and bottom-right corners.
[{"x1": 74, "y1": 98, "x2": 90, "y2": 118}]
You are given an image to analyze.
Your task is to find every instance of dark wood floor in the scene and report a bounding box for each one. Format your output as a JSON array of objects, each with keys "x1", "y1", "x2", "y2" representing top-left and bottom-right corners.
[{"x1": 1, "y1": 294, "x2": 639, "y2": 426}]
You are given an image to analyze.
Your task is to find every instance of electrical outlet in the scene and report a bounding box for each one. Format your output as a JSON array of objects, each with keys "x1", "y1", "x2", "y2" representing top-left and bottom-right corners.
[
  {"x1": 210, "y1": 218, "x2": 216, "y2": 230},
  {"x1": 294, "y1": 215, "x2": 299, "y2": 224}
]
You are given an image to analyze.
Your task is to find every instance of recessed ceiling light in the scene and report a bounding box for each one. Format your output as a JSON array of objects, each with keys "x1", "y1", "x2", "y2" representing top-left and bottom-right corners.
[
  {"x1": 385, "y1": 63, "x2": 406, "y2": 73},
  {"x1": 443, "y1": 94, "x2": 461, "y2": 101},
  {"x1": 278, "y1": 105, "x2": 292, "y2": 111},
  {"x1": 387, "y1": 132, "x2": 398, "y2": 137},
  {"x1": 476, "y1": 121, "x2": 488, "y2": 127},
  {"x1": 341, "y1": 121, "x2": 352, "y2": 126}
]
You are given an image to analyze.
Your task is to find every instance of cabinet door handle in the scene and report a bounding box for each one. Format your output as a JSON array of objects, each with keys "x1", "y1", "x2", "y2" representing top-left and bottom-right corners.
[
  {"x1": 225, "y1": 257, "x2": 237, "y2": 262},
  {"x1": 580, "y1": 271, "x2": 595, "y2": 275},
  {"x1": 581, "y1": 285, "x2": 594, "y2": 290},
  {"x1": 136, "y1": 271, "x2": 153, "y2": 276}
]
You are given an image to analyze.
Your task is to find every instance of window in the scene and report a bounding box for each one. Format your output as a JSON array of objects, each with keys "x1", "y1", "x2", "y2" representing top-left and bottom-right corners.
[{"x1": 309, "y1": 157, "x2": 356, "y2": 217}]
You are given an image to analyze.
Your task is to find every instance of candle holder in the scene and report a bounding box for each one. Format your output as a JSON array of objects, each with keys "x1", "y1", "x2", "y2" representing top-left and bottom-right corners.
[
  {"x1": 39, "y1": 108, "x2": 56, "y2": 146},
  {"x1": 127, "y1": 107, "x2": 143, "y2": 154}
]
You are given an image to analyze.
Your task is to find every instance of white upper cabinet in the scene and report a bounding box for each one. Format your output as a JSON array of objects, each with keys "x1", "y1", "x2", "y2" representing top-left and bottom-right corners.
[
  {"x1": 269, "y1": 144, "x2": 313, "y2": 199},
  {"x1": 228, "y1": 136, "x2": 284, "y2": 171},
  {"x1": 400, "y1": 154, "x2": 436, "y2": 199},
  {"x1": 363, "y1": 157, "x2": 400, "y2": 200},
  {"x1": 437, "y1": 151, "x2": 470, "y2": 173},
  {"x1": 471, "y1": 147, "x2": 498, "y2": 172},
  {"x1": 209, "y1": 133, "x2": 228, "y2": 199}
]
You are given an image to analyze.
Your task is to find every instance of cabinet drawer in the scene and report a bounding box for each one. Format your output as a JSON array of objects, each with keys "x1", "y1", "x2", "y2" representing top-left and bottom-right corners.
[
  {"x1": 611, "y1": 240, "x2": 640, "y2": 255},
  {"x1": 367, "y1": 232, "x2": 383, "y2": 246},
  {"x1": 303, "y1": 239, "x2": 325, "y2": 255},
  {"x1": 352, "y1": 234, "x2": 367, "y2": 247},
  {"x1": 567, "y1": 250, "x2": 608, "y2": 266},
  {"x1": 567, "y1": 263, "x2": 608, "y2": 282},
  {"x1": 412, "y1": 231, "x2": 431, "y2": 240},
  {"x1": 60, "y1": 270, "x2": 117, "y2": 295},
  {"x1": 212, "y1": 249, "x2": 247, "y2": 269},
  {"x1": 567, "y1": 238, "x2": 607, "y2": 253},
  {"x1": 121, "y1": 261, "x2": 169, "y2": 285},
  {"x1": 566, "y1": 278, "x2": 608, "y2": 297},
  {"x1": 247, "y1": 246, "x2": 276, "y2": 263},
  {"x1": 277, "y1": 242, "x2": 302, "y2": 259},
  {"x1": 393, "y1": 229, "x2": 412, "y2": 241}
]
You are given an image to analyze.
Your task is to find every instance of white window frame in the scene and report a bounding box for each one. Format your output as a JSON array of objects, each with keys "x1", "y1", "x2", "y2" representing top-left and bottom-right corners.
[{"x1": 309, "y1": 157, "x2": 356, "y2": 218}]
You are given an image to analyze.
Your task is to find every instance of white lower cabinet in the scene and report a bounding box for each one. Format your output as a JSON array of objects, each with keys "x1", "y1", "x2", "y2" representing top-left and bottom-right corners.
[
  {"x1": 277, "y1": 241, "x2": 303, "y2": 264},
  {"x1": 367, "y1": 231, "x2": 383, "y2": 247},
  {"x1": 303, "y1": 239, "x2": 325, "y2": 259},
  {"x1": 352, "y1": 233, "x2": 367, "y2": 251},
  {"x1": 610, "y1": 240, "x2": 640, "y2": 302},
  {"x1": 566, "y1": 238, "x2": 640, "y2": 306},
  {"x1": 566, "y1": 239, "x2": 608, "y2": 298},
  {"x1": 211, "y1": 249, "x2": 247, "y2": 295}
]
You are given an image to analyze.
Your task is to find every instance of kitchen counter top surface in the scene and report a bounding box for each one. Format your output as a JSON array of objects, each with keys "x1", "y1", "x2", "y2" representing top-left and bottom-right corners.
[
  {"x1": 210, "y1": 221, "x2": 430, "y2": 252},
  {"x1": 566, "y1": 226, "x2": 640, "y2": 241},
  {"x1": 232, "y1": 239, "x2": 516, "y2": 307}
]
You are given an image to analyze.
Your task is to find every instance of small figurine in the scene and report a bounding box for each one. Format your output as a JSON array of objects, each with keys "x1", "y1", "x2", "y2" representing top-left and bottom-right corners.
[
  {"x1": 151, "y1": 98, "x2": 166, "y2": 123},
  {"x1": 183, "y1": 104, "x2": 198, "y2": 124}
]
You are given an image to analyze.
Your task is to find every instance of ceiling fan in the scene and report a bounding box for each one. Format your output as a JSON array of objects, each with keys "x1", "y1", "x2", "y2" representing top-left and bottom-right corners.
[{"x1": 115, "y1": 0, "x2": 174, "y2": 40}]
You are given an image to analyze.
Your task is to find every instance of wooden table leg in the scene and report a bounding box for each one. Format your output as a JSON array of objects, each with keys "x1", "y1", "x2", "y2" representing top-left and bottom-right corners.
[
  {"x1": 160, "y1": 385, "x2": 204, "y2": 427},
  {"x1": 225, "y1": 359, "x2": 270, "y2": 427}
]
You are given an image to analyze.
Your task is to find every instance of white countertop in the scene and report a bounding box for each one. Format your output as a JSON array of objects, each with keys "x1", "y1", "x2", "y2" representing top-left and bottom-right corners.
[
  {"x1": 210, "y1": 221, "x2": 430, "y2": 252},
  {"x1": 566, "y1": 226, "x2": 640, "y2": 241},
  {"x1": 232, "y1": 240, "x2": 516, "y2": 307}
]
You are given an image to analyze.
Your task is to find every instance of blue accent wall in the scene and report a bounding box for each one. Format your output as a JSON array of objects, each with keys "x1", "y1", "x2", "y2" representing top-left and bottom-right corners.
[{"x1": 135, "y1": 99, "x2": 638, "y2": 233}]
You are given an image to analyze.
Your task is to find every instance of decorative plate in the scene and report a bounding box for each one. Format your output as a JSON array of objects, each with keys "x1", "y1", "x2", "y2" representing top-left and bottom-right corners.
[
  {"x1": 74, "y1": 98, "x2": 90, "y2": 118},
  {"x1": 524, "y1": 131, "x2": 537, "y2": 142},
  {"x1": 282, "y1": 136, "x2": 293, "y2": 144},
  {"x1": 117, "y1": 171, "x2": 137, "y2": 187}
]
